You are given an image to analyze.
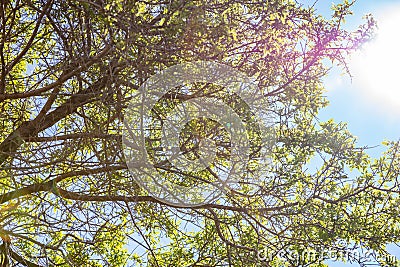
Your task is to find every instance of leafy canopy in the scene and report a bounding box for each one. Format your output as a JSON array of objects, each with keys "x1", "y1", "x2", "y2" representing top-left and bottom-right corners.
[{"x1": 1, "y1": 0, "x2": 398, "y2": 267}]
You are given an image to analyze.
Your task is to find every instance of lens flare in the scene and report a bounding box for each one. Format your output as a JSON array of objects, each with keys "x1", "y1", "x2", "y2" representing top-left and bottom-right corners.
[{"x1": 350, "y1": 6, "x2": 400, "y2": 115}]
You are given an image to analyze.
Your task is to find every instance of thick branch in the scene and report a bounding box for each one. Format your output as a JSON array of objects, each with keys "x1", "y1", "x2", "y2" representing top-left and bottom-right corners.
[
  {"x1": 0, "y1": 60, "x2": 117, "y2": 165},
  {"x1": 55, "y1": 188, "x2": 298, "y2": 213},
  {"x1": 0, "y1": 165, "x2": 126, "y2": 204}
]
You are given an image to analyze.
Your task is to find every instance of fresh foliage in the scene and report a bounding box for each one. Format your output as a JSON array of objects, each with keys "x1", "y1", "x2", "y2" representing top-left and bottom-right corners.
[{"x1": 1, "y1": 0, "x2": 398, "y2": 266}]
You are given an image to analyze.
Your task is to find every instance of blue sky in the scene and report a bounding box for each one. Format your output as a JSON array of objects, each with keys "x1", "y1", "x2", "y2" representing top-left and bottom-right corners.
[
  {"x1": 316, "y1": 0, "x2": 400, "y2": 152},
  {"x1": 297, "y1": 0, "x2": 400, "y2": 267},
  {"x1": 298, "y1": 0, "x2": 400, "y2": 151}
]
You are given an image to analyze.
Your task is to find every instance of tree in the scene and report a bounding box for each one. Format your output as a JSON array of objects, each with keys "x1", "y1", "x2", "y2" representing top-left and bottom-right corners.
[{"x1": 1, "y1": 0, "x2": 397, "y2": 266}]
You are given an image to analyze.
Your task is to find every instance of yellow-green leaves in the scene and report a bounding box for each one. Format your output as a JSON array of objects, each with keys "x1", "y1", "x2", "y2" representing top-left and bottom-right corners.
[{"x1": 137, "y1": 2, "x2": 147, "y2": 15}]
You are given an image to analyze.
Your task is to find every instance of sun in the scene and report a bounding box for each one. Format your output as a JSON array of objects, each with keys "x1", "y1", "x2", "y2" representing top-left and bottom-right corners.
[{"x1": 350, "y1": 6, "x2": 400, "y2": 114}]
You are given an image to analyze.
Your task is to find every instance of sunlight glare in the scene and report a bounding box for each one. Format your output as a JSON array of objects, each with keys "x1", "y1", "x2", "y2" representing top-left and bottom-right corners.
[{"x1": 350, "y1": 6, "x2": 400, "y2": 115}]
